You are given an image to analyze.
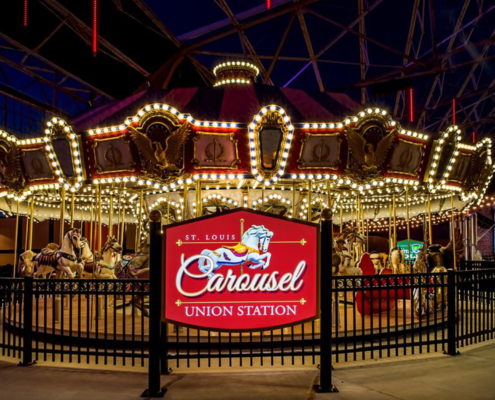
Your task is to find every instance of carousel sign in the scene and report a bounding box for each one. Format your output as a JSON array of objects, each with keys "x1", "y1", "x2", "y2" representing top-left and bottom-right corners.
[{"x1": 163, "y1": 209, "x2": 319, "y2": 331}]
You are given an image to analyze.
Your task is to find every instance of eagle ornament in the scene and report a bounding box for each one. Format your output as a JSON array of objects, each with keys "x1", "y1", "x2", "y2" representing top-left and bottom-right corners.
[
  {"x1": 0, "y1": 139, "x2": 23, "y2": 191},
  {"x1": 129, "y1": 122, "x2": 190, "y2": 174},
  {"x1": 345, "y1": 125, "x2": 397, "y2": 180}
]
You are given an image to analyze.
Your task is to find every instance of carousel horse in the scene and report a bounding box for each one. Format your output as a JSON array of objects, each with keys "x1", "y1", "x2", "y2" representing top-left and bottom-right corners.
[
  {"x1": 389, "y1": 247, "x2": 406, "y2": 274},
  {"x1": 338, "y1": 251, "x2": 363, "y2": 275},
  {"x1": 18, "y1": 250, "x2": 37, "y2": 277},
  {"x1": 412, "y1": 250, "x2": 428, "y2": 274},
  {"x1": 34, "y1": 228, "x2": 84, "y2": 279},
  {"x1": 116, "y1": 242, "x2": 150, "y2": 279},
  {"x1": 80, "y1": 236, "x2": 123, "y2": 279},
  {"x1": 370, "y1": 252, "x2": 388, "y2": 274},
  {"x1": 197, "y1": 225, "x2": 274, "y2": 278},
  {"x1": 337, "y1": 227, "x2": 366, "y2": 264},
  {"x1": 331, "y1": 252, "x2": 341, "y2": 274},
  {"x1": 97, "y1": 236, "x2": 123, "y2": 279},
  {"x1": 79, "y1": 238, "x2": 96, "y2": 278},
  {"x1": 115, "y1": 242, "x2": 150, "y2": 316},
  {"x1": 413, "y1": 247, "x2": 448, "y2": 317}
]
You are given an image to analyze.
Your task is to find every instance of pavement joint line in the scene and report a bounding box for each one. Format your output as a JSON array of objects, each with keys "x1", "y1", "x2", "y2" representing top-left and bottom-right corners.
[
  {"x1": 163, "y1": 373, "x2": 186, "y2": 388},
  {"x1": 303, "y1": 371, "x2": 318, "y2": 400},
  {"x1": 330, "y1": 378, "x2": 408, "y2": 400}
]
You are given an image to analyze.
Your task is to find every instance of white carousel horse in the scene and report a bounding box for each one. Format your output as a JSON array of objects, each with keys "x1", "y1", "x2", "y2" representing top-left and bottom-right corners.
[
  {"x1": 198, "y1": 225, "x2": 274, "y2": 278},
  {"x1": 97, "y1": 236, "x2": 123, "y2": 279},
  {"x1": 337, "y1": 227, "x2": 366, "y2": 264},
  {"x1": 79, "y1": 238, "x2": 96, "y2": 279},
  {"x1": 338, "y1": 251, "x2": 363, "y2": 276},
  {"x1": 389, "y1": 247, "x2": 406, "y2": 274},
  {"x1": 370, "y1": 252, "x2": 388, "y2": 274},
  {"x1": 34, "y1": 228, "x2": 84, "y2": 279}
]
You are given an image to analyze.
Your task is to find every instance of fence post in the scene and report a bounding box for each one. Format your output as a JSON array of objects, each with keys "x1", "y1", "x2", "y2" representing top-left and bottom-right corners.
[
  {"x1": 315, "y1": 208, "x2": 338, "y2": 393},
  {"x1": 19, "y1": 276, "x2": 35, "y2": 366},
  {"x1": 446, "y1": 269, "x2": 458, "y2": 356},
  {"x1": 142, "y1": 210, "x2": 166, "y2": 398}
]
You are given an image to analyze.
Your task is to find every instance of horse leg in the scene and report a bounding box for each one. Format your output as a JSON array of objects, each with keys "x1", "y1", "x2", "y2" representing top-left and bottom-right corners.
[
  {"x1": 246, "y1": 253, "x2": 265, "y2": 269},
  {"x1": 261, "y1": 253, "x2": 271, "y2": 269},
  {"x1": 198, "y1": 251, "x2": 219, "y2": 278},
  {"x1": 59, "y1": 263, "x2": 75, "y2": 279}
]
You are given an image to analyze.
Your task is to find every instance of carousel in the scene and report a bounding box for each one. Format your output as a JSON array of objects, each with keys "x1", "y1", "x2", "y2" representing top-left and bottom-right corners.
[{"x1": 0, "y1": 61, "x2": 494, "y2": 342}]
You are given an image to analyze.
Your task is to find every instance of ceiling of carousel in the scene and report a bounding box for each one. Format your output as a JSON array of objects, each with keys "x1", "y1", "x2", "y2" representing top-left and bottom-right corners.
[
  {"x1": 0, "y1": 0, "x2": 495, "y2": 223},
  {"x1": 0, "y1": 0, "x2": 494, "y2": 137}
]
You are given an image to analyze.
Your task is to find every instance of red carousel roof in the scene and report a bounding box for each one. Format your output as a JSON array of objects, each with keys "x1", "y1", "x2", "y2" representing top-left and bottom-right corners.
[{"x1": 72, "y1": 85, "x2": 361, "y2": 131}]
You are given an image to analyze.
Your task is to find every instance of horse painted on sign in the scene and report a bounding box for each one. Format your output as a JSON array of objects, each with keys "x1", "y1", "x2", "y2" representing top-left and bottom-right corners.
[{"x1": 198, "y1": 225, "x2": 274, "y2": 278}]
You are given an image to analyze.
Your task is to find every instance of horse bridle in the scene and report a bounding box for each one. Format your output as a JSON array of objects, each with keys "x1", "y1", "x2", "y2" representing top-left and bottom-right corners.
[{"x1": 102, "y1": 240, "x2": 122, "y2": 255}]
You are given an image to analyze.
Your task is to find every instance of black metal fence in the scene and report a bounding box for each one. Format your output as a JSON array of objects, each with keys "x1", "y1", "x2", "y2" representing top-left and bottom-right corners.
[
  {"x1": 0, "y1": 278, "x2": 149, "y2": 367},
  {"x1": 1, "y1": 265, "x2": 495, "y2": 370}
]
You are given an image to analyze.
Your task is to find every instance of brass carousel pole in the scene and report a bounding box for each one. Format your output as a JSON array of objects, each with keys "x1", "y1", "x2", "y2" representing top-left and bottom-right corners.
[
  {"x1": 89, "y1": 202, "x2": 94, "y2": 250},
  {"x1": 356, "y1": 195, "x2": 360, "y2": 231},
  {"x1": 183, "y1": 183, "x2": 188, "y2": 220},
  {"x1": 109, "y1": 194, "x2": 114, "y2": 238},
  {"x1": 70, "y1": 193, "x2": 75, "y2": 228},
  {"x1": 427, "y1": 193, "x2": 433, "y2": 245},
  {"x1": 24, "y1": 202, "x2": 29, "y2": 251},
  {"x1": 98, "y1": 185, "x2": 102, "y2": 256},
  {"x1": 365, "y1": 207, "x2": 369, "y2": 251},
  {"x1": 12, "y1": 200, "x2": 20, "y2": 278},
  {"x1": 59, "y1": 186, "x2": 66, "y2": 244},
  {"x1": 307, "y1": 181, "x2": 312, "y2": 221},
  {"x1": 28, "y1": 197, "x2": 34, "y2": 250},
  {"x1": 80, "y1": 207, "x2": 84, "y2": 236},
  {"x1": 136, "y1": 189, "x2": 143, "y2": 250},
  {"x1": 406, "y1": 187, "x2": 412, "y2": 272},
  {"x1": 292, "y1": 181, "x2": 296, "y2": 218},
  {"x1": 196, "y1": 179, "x2": 202, "y2": 218},
  {"x1": 392, "y1": 193, "x2": 397, "y2": 248},
  {"x1": 120, "y1": 185, "x2": 126, "y2": 248},
  {"x1": 451, "y1": 194, "x2": 457, "y2": 270},
  {"x1": 361, "y1": 198, "x2": 365, "y2": 234},
  {"x1": 116, "y1": 188, "x2": 121, "y2": 241},
  {"x1": 339, "y1": 201, "x2": 343, "y2": 233},
  {"x1": 424, "y1": 197, "x2": 428, "y2": 246},
  {"x1": 261, "y1": 185, "x2": 265, "y2": 210},
  {"x1": 388, "y1": 202, "x2": 392, "y2": 251},
  {"x1": 166, "y1": 195, "x2": 170, "y2": 224}
]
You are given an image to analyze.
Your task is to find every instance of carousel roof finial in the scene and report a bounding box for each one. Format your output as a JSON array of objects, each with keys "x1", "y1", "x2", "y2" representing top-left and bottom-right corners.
[{"x1": 213, "y1": 60, "x2": 259, "y2": 87}]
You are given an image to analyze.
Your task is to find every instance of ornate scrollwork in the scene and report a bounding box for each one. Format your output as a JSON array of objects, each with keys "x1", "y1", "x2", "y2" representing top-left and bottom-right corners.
[{"x1": 0, "y1": 136, "x2": 23, "y2": 191}]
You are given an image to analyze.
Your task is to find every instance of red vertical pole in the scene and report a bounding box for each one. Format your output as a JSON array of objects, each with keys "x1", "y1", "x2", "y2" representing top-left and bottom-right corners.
[
  {"x1": 92, "y1": 0, "x2": 98, "y2": 56},
  {"x1": 23, "y1": 0, "x2": 28, "y2": 27},
  {"x1": 409, "y1": 88, "x2": 414, "y2": 123},
  {"x1": 472, "y1": 132, "x2": 476, "y2": 144},
  {"x1": 266, "y1": 0, "x2": 271, "y2": 10},
  {"x1": 452, "y1": 98, "x2": 456, "y2": 125}
]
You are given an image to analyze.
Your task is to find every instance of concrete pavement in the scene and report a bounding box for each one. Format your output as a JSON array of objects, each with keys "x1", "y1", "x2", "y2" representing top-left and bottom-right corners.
[{"x1": 1, "y1": 343, "x2": 495, "y2": 400}]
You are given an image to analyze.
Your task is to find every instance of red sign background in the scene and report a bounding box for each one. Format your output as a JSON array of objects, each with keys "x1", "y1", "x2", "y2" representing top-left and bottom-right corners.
[{"x1": 163, "y1": 209, "x2": 319, "y2": 331}]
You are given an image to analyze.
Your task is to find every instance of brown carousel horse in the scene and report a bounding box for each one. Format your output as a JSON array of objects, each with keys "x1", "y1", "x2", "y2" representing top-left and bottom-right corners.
[{"x1": 115, "y1": 242, "x2": 150, "y2": 316}]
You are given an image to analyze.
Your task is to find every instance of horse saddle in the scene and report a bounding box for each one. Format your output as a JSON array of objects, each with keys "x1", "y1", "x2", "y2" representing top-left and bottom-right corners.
[
  {"x1": 222, "y1": 243, "x2": 258, "y2": 257},
  {"x1": 41, "y1": 244, "x2": 60, "y2": 255},
  {"x1": 57, "y1": 252, "x2": 77, "y2": 262}
]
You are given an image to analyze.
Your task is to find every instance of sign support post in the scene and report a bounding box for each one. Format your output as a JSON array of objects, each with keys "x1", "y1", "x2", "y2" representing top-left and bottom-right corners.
[
  {"x1": 315, "y1": 208, "x2": 338, "y2": 393},
  {"x1": 142, "y1": 210, "x2": 166, "y2": 398}
]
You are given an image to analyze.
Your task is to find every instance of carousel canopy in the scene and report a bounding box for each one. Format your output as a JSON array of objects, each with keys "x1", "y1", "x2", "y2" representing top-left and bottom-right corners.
[
  {"x1": 0, "y1": 63, "x2": 493, "y2": 232},
  {"x1": 71, "y1": 85, "x2": 361, "y2": 131}
]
